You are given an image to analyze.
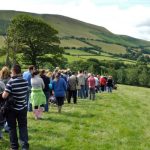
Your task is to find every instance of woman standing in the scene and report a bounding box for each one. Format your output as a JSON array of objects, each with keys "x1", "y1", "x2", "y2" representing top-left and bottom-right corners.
[
  {"x1": 40, "y1": 70, "x2": 50, "y2": 112},
  {"x1": 0, "y1": 80, "x2": 6, "y2": 139},
  {"x1": 31, "y1": 70, "x2": 46, "y2": 119},
  {"x1": 52, "y1": 72, "x2": 67, "y2": 113},
  {"x1": 0, "y1": 66, "x2": 10, "y2": 132}
]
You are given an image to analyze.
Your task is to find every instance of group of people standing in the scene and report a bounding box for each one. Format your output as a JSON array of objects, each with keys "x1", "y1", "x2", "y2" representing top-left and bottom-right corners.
[{"x1": 0, "y1": 64, "x2": 114, "y2": 150}]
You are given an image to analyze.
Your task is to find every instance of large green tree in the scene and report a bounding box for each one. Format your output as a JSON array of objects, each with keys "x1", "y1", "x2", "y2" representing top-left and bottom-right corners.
[{"x1": 6, "y1": 14, "x2": 65, "y2": 67}]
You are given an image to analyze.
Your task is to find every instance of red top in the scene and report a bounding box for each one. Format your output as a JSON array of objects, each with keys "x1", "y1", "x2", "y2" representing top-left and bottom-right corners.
[
  {"x1": 100, "y1": 77, "x2": 107, "y2": 86},
  {"x1": 88, "y1": 76, "x2": 95, "y2": 88}
]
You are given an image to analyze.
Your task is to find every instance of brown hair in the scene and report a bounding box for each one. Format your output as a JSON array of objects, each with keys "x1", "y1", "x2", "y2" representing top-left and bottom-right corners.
[
  {"x1": 28, "y1": 65, "x2": 35, "y2": 71},
  {"x1": 12, "y1": 64, "x2": 21, "y2": 74},
  {"x1": 32, "y1": 70, "x2": 39, "y2": 78}
]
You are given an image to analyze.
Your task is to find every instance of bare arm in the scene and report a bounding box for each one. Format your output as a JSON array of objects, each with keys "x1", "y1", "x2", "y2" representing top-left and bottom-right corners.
[{"x1": 2, "y1": 91, "x2": 9, "y2": 99}]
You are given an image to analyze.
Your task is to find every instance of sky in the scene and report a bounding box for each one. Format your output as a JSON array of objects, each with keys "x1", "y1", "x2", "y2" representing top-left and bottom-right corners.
[{"x1": 1, "y1": 0, "x2": 150, "y2": 41}]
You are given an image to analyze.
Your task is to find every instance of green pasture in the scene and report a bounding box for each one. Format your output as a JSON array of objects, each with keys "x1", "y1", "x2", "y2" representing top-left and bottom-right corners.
[
  {"x1": 0, "y1": 84, "x2": 150, "y2": 150},
  {"x1": 0, "y1": 36, "x2": 5, "y2": 48},
  {"x1": 60, "y1": 39, "x2": 91, "y2": 48},
  {"x1": 87, "y1": 40, "x2": 127, "y2": 54},
  {"x1": 65, "y1": 49, "x2": 94, "y2": 55},
  {"x1": 64, "y1": 53, "x2": 136, "y2": 64}
]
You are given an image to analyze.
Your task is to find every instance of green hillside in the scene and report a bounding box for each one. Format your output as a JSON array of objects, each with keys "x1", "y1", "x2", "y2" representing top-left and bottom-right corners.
[
  {"x1": 0, "y1": 10, "x2": 150, "y2": 63},
  {"x1": 0, "y1": 35, "x2": 4, "y2": 48}
]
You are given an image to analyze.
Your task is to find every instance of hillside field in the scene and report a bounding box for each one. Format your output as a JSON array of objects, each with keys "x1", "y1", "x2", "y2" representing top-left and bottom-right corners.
[{"x1": 0, "y1": 84, "x2": 150, "y2": 150}]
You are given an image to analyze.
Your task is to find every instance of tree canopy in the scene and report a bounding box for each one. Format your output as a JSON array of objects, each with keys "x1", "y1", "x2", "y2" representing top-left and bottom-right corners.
[{"x1": 6, "y1": 14, "x2": 65, "y2": 67}]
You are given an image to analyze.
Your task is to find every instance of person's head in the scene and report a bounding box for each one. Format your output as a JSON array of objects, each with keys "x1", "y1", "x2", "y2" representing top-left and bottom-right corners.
[
  {"x1": 0, "y1": 66, "x2": 10, "y2": 79},
  {"x1": 32, "y1": 70, "x2": 39, "y2": 78},
  {"x1": 55, "y1": 72, "x2": 61, "y2": 79},
  {"x1": 28, "y1": 65, "x2": 35, "y2": 73},
  {"x1": 108, "y1": 76, "x2": 112, "y2": 79},
  {"x1": 11, "y1": 64, "x2": 21, "y2": 76},
  {"x1": 88, "y1": 73, "x2": 91, "y2": 77},
  {"x1": 79, "y1": 70, "x2": 83, "y2": 74},
  {"x1": 46, "y1": 71, "x2": 52, "y2": 78},
  {"x1": 40, "y1": 69, "x2": 46, "y2": 76},
  {"x1": 72, "y1": 72, "x2": 75, "y2": 75}
]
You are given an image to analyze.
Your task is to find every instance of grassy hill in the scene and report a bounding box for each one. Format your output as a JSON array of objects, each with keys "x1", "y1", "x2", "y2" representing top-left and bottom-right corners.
[
  {"x1": 0, "y1": 10, "x2": 150, "y2": 64},
  {"x1": 0, "y1": 84, "x2": 149, "y2": 150}
]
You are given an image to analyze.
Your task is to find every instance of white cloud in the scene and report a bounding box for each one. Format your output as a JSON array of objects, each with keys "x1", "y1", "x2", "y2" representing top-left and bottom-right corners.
[{"x1": 1, "y1": 0, "x2": 150, "y2": 40}]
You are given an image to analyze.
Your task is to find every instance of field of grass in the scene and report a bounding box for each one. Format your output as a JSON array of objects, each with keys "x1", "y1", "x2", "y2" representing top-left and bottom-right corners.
[
  {"x1": 0, "y1": 84, "x2": 149, "y2": 150},
  {"x1": 87, "y1": 40, "x2": 127, "y2": 54},
  {"x1": 0, "y1": 36, "x2": 5, "y2": 48},
  {"x1": 60, "y1": 39, "x2": 91, "y2": 48},
  {"x1": 64, "y1": 53, "x2": 136, "y2": 64},
  {"x1": 65, "y1": 49, "x2": 94, "y2": 55}
]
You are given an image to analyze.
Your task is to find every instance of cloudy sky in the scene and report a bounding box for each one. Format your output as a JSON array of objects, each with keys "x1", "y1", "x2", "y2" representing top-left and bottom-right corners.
[{"x1": 1, "y1": 0, "x2": 150, "y2": 41}]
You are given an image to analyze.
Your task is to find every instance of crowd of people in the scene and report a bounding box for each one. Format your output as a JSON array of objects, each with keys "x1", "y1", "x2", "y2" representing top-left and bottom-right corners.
[{"x1": 0, "y1": 64, "x2": 115, "y2": 150}]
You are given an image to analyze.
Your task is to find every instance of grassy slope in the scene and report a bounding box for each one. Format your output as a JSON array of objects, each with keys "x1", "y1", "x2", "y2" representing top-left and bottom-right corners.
[
  {"x1": 60, "y1": 39, "x2": 91, "y2": 48},
  {"x1": 87, "y1": 40, "x2": 127, "y2": 54},
  {"x1": 0, "y1": 10, "x2": 150, "y2": 46},
  {"x1": 0, "y1": 35, "x2": 4, "y2": 48},
  {"x1": 0, "y1": 85, "x2": 150, "y2": 150},
  {"x1": 65, "y1": 49, "x2": 95, "y2": 55}
]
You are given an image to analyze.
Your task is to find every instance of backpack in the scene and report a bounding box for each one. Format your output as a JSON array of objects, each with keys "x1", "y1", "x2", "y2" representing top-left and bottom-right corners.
[
  {"x1": 0, "y1": 94, "x2": 6, "y2": 125},
  {"x1": 0, "y1": 93, "x2": 15, "y2": 123}
]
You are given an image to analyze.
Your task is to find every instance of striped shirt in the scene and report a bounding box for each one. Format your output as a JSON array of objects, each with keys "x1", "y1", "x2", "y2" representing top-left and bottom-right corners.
[{"x1": 5, "y1": 76, "x2": 28, "y2": 111}]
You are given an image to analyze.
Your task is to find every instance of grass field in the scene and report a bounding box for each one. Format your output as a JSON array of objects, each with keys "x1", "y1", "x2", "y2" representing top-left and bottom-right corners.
[
  {"x1": 87, "y1": 40, "x2": 127, "y2": 54},
  {"x1": 0, "y1": 36, "x2": 5, "y2": 48},
  {"x1": 64, "y1": 53, "x2": 136, "y2": 64},
  {"x1": 65, "y1": 49, "x2": 94, "y2": 55},
  {"x1": 60, "y1": 39, "x2": 91, "y2": 48},
  {"x1": 0, "y1": 85, "x2": 150, "y2": 150}
]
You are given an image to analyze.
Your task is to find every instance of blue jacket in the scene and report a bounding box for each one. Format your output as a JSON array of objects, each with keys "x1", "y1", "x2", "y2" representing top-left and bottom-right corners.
[
  {"x1": 23, "y1": 71, "x2": 31, "y2": 87},
  {"x1": 52, "y1": 78, "x2": 67, "y2": 97}
]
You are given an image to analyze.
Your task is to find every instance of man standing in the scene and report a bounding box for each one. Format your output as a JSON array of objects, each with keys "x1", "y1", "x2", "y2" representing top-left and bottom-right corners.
[
  {"x1": 67, "y1": 72, "x2": 78, "y2": 104},
  {"x1": 23, "y1": 65, "x2": 35, "y2": 111},
  {"x1": 2, "y1": 64, "x2": 29, "y2": 150},
  {"x1": 88, "y1": 73, "x2": 96, "y2": 100}
]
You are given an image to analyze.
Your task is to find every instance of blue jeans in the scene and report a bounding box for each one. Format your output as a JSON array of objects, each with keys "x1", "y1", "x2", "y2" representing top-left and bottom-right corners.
[
  {"x1": 108, "y1": 86, "x2": 112, "y2": 93},
  {"x1": 44, "y1": 91, "x2": 50, "y2": 112},
  {"x1": 0, "y1": 125, "x2": 4, "y2": 138},
  {"x1": 6, "y1": 108, "x2": 29, "y2": 150},
  {"x1": 26, "y1": 88, "x2": 32, "y2": 112},
  {"x1": 85, "y1": 85, "x2": 89, "y2": 98},
  {"x1": 79, "y1": 85, "x2": 86, "y2": 99}
]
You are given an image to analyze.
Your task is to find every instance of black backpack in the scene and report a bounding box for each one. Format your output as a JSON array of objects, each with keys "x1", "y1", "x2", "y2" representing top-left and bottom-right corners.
[
  {"x1": 0, "y1": 93, "x2": 14, "y2": 124},
  {"x1": 0, "y1": 94, "x2": 6, "y2": 125}
]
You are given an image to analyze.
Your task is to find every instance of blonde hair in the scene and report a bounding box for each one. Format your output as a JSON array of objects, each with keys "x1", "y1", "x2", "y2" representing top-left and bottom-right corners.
[{"x1": 0, "y1": 66, "x2": 10, "y2": 79}]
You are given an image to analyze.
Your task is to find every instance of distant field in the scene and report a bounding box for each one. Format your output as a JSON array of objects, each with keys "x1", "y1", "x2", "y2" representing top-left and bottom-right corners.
[
  {"x1": 0, "y1": 55, "x2": 6, "y2": 63},
  {"x1": 60, "y1": 39, "x2": 91, "y2": 48},
  {"x1": 64, "y1": 53, "x2": 136, "y2": 64},
  {"x1": 87, "y1": 40, "x2": 127, "y2": 54},
  {"x1": 0, "y1": 36, "x2": 4, "y2": 48},
  {"x1": 65, "y1": 49, "x2": 94, "y2": 55}
]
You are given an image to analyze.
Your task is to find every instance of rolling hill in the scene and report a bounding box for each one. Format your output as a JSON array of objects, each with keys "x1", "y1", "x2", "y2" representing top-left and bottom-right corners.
[{"x1": 0, "y1": 10, "x2": 150, "y2": 63}]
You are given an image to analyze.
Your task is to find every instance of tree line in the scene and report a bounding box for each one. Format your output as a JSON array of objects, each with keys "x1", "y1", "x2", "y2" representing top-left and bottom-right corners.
[{"x1": 67, "y1": 59, "x2": 150, "y2": 88}]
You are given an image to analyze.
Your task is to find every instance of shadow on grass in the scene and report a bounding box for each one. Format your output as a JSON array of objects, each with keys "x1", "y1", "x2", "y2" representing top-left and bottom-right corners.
[
  {"x1": 62, "y1": 111, "x2": 95, "y2": 118},
  {"x1": 42, "y1": 117, "x2": 72, "y2": 124}
]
